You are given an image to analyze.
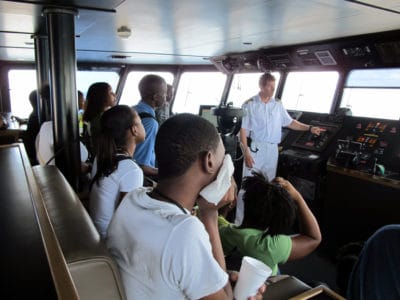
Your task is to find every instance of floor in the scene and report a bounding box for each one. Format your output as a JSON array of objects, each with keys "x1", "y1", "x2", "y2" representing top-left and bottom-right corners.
[{"x1": 279, "y1": 249, "x2": 342, "y2": 296}]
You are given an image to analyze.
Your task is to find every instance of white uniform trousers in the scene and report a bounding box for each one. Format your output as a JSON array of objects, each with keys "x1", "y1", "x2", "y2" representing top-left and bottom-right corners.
[
  {"x1": 236, "y1": 142, "x2": 278, "y2": 225},
  {"x1": 242, "y1": 141, "x2": 278, "y2": 182}
]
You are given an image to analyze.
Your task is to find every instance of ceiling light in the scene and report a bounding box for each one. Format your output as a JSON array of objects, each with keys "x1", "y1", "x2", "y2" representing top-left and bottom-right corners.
[{"x1": 117, "y1": 26, "x2": 132, "y2": 39}]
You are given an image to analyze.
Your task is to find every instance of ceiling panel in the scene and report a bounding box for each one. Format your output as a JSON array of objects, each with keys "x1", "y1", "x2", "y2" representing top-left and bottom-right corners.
[
  {"x1": 0, "y1": 0, "x2": 399, "y2": 64},
  {"x1": 2, "y1": 0, "x2": 125, "y2": 11}
]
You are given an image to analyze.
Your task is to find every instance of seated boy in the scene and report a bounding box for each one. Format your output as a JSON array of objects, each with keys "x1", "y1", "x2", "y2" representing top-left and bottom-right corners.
[{"x1": 107, "y1": 114, "x2": 264, "y2": 299}]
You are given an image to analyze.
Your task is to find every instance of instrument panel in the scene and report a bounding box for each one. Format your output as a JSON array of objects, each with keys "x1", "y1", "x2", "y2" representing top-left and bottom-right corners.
[
  {"x1": 292, "y1": 121, "x2": 341, "y2": 152},
  {"x1": 329, "y1": 118, "x2": 400, "y2": 178}
]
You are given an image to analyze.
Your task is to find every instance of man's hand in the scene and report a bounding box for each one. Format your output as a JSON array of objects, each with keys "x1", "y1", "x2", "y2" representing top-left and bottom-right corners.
[
  {"x1": 310, "y1": 126, "x2": 325, "y2": 136},
  {"x1": 244, "y1": 149, "x2": 255, "y2": 168}
]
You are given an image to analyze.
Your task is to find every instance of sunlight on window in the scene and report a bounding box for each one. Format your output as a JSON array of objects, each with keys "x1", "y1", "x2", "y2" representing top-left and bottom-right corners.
[
  {"x1": 340, "y1": 68, "x2": 400, "y2": 120},
  {"x1": 8, "y1": 69, "x2": 38, "y2": 119},
  {"x1": 227, "y1": 72, "x2": 281, "y2": 107},
  {"x1": 281, "y1": 71, "x2": 338, "y2": 113},
  {"x1": 173, "y1": 72, "x2": 226, "y2": 114},
  {"x1": 77, "y1": 71, "x2": 119, "y2": 97},
  {"x1": 119, "y1": 71, "x2": 174, "y2": 106}
]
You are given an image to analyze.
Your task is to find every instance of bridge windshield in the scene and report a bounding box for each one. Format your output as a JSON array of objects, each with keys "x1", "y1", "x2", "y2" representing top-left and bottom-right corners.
[
  {"x1": 281, "y1": 71, "x2": 339, "y2": 113},
  {"x1": 340, "y1": 68, "x2": 400, "y2": 120}
]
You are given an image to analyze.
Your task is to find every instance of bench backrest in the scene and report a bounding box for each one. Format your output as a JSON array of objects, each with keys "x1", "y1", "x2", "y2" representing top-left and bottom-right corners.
[{"x1": 32, "y1": 165, "x2": 126, "y2": 300}]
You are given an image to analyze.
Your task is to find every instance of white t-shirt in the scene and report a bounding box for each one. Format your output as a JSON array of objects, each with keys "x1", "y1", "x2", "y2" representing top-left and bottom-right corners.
[
  {"x1": 107, "y1": 188, "x2": 228, "y2": 300},
  {"x1": 36, "y1": 121, "x2": 89, "y2": 165},
  {"x1": 90, "y1": 158, "x2": 143, "y2": 238}
]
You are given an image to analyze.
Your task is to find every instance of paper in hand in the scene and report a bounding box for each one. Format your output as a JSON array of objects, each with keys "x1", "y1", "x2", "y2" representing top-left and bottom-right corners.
[{"x1": 199, "y1": 154, "x2": 234, "y2": 205}]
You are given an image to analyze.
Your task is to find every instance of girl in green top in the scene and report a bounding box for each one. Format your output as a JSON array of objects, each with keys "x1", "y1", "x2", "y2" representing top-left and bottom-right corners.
[{"x1": 219, "y1": 172, "x2": 321, "y2": 275}]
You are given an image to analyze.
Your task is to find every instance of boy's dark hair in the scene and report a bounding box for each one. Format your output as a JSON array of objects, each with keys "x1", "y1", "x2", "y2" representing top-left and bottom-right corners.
[
  {"x1": 155, "y1": 113, "x2": 220, "y2": 180},
  {"x1": 138, "y1": 74, "x2": 166, "y2": 101},
  {"x1": 259, "y1": 73, "x2": 276, "y2": 87},
  {"x1": 240, "y1": 172, "x2": 296, "y2": 237}
]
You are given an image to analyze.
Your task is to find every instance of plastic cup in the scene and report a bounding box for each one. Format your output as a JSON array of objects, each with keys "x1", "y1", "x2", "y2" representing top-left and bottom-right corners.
[{"x1": 233, "y1": 256, "x2": 272, "y2": 300}]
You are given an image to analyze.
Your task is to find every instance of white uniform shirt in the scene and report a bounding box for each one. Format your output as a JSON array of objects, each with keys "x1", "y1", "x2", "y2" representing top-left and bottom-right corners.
[
  {"x1": 107, "y1": 188, "x2": 228, "y2": 300},
  {"x1": 242, "y1": 95, "x2": 293, "y2": 144},
  {"x1": 90, "y1": 158, "x2": 143, "y2": 239}
]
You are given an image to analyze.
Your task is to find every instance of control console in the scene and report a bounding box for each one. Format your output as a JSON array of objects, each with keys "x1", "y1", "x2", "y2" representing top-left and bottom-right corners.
[
  {"x1": 291, "y1": 121, "x2": 341, "y2": 152},
  {"x1": 329, "y1": 118, "x2": 400, "y2": 178}
]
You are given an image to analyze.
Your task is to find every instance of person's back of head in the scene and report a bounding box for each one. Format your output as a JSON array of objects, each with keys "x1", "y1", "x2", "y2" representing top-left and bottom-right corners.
[
  {"x1": 91, "y1": 105, "x2": 137, "y2": 187},
  {"x1": 347, "y1": 224, "x2": 400, "y2": 300},
  {"x1": 39, "y1": 84, "x2": 50, "y2": 102},
  {"x1": 155, "y1": 113, "x2": 220, "y2": 180},
  {"x1": 29, "y1": 90, "x2": 39, "y2": 111},
  {"x1": 138, "y1": 74, "x2": 166, "y2": 103},
  {"x1": 83, "y1": 82, "x2": 112, "y2": 122},
  {"x1": 78, "y1": 90, "x2": 85, "y2": 110},
  {"x1": 240, "y1": 171, "x2": 296, "y2": 236}
]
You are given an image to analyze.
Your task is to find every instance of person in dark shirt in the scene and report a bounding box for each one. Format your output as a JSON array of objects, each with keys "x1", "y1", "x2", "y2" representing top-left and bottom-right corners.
[{"x1": 24, "y1": 90, "x2": 40, "y2": 165}]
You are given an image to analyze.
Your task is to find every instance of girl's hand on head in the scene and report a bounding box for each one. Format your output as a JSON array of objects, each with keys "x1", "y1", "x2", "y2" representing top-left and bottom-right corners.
[{"x1": 272, "y1": 177, "x2": 300, "y2": 200}]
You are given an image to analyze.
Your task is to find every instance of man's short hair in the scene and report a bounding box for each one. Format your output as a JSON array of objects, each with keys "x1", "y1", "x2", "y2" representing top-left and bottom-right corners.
[
  {"x1": 138, "y1": 74, "x2": 166, "y2": 100},
  {"x1": 155, "y1": 113, "x2": 220, "y2": 180},
  {"x1": 259, "y1": 73, "x2": 276, "y2": 87}
]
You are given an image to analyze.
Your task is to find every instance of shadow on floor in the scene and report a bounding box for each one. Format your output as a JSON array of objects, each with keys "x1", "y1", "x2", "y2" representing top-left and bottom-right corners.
[{"x1": 279, "y1": 249, "x2": 342, "y2": 295}]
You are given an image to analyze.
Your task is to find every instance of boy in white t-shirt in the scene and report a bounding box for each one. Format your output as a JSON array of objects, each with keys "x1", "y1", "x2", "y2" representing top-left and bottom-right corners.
[{"x1": 107, "y1": 114, "x2": 265, "y2": 300}]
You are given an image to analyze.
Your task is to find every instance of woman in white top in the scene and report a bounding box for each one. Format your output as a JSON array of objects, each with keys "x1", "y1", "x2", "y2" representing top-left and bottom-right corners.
[{"x1": 90, "y1": 105, "x2": 145, "y2": 238}]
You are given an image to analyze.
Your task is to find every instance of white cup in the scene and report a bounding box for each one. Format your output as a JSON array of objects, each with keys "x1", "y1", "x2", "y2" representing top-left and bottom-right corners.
[{"x1": 233, "y1": 256, "x2": 272, "y2": 300}]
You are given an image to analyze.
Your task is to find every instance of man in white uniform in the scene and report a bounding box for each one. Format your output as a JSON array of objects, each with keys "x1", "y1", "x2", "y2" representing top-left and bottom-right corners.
[
  {"x1": 240, "y1": 73, "x2": 323, "y2": 182},
  {"x1": 236, "y1": 73, "x2": 323, "y2": 225},
  {"x1": 107, "y1": 114, "x2": 265, "y2": 300}
]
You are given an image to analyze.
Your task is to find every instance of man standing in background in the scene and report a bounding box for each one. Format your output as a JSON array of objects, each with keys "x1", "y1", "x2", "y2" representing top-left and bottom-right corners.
[
  {"x1": 134, "y1": 74, "x2": 167, "y2": 177},
  {"x1": 240, "y1": 73, "x2": 323, "y2": 182}
]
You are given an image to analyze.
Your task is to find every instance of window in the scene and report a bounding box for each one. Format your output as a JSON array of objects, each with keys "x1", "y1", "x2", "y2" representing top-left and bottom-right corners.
[
  {"x1": 8, "y1": 69, "x2": 38, "y2": 119},
  {"x1": 340, "y1": 68, "x2": 400, "y2": 120},
  {"x1": 77, "y1": 70, "x2": 119, "y2": 97},
  {"x1": 8, "y1": 69, "x2": 119, "y2": 119},
  {"x1": 281, "y1": 71, "x2": 339, "y2": 113},
  {"x1": 119, "y1": 71, "x2": 174, "y2": 106},
  {"x1": 173, "y1": 72, "x2": 227, "y2": 114},
  {"x1": 227, "y1": 72, "x2": 281, "y2": 107}
]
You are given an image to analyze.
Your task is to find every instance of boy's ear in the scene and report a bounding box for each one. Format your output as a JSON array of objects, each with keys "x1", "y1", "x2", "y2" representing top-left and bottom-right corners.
[{"x1": 202, "y1": 151, "x2": 218, "y2": 174}]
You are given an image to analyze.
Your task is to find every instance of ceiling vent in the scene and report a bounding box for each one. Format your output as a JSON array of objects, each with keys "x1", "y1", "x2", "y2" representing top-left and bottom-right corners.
[{"x1": 315, "y1": 50, "x2": 337, "y2": 66}]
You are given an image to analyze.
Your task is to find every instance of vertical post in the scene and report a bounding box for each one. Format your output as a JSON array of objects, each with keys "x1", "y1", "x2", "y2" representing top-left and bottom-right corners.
[
  {"x1": 44, "y1": 7, "x2": 80, "y2": 190},
  {"x1": 33, "y1": 34, "x2": 51, "y2": 123}
]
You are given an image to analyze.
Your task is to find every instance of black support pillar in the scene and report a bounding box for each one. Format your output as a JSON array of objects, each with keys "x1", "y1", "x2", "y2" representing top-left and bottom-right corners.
[
  {"x1": 44, "y1": 7, "x2": 80, "y2": 190},
  {"x1": 33, "y1": 34, "x2": 51, "y2": 123}
]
